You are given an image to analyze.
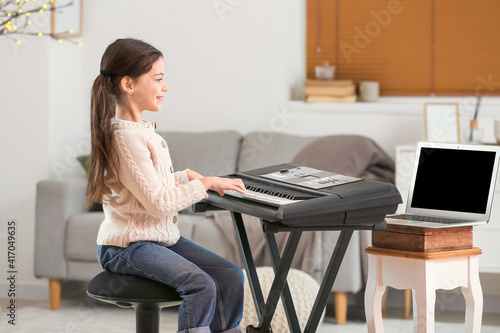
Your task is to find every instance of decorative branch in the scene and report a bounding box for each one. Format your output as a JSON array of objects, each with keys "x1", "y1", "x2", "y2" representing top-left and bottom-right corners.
[{"x1": 0, "y1": 0, "x2": 81, "y2": 46}]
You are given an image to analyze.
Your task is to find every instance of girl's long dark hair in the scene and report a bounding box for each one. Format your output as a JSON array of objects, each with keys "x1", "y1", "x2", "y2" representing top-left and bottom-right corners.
[{"x1": 86, "y1": 38, "x2": 163, "y2": 206}]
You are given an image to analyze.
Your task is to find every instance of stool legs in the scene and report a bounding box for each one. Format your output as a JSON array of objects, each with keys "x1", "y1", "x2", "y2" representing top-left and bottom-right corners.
[
  {"x1": 365, "y1": 255, "x2": 387, "y2": 333},
  {"x1": 462, "y1": 255, "x2": 483, "y2": 333},
  {"x1": 135, "y1": 304, "x2": 161, "y2": 333}
]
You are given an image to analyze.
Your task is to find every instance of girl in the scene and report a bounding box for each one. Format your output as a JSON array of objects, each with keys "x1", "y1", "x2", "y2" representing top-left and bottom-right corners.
[{"x1": 86, "y1": 38, "x2": 246, "y2": 333}]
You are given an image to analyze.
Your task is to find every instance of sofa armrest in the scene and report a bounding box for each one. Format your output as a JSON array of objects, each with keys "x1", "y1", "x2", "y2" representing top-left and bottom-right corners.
[{"x1": 34, "y1": 176, "x2": 88, "y2": 279}]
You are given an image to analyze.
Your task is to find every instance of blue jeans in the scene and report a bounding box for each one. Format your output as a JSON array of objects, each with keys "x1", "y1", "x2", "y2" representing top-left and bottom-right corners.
[{"x1": 97, "y1": 238, "x2": 244, "y2": 333}]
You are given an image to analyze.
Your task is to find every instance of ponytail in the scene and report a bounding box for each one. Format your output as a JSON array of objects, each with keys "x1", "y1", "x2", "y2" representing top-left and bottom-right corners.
[
  {"x1": 85, "y1": 73, "x2": 116, "y2": 206},
  {"x1": 85, "y1": 38, "x2": 163, "y2": 207}
]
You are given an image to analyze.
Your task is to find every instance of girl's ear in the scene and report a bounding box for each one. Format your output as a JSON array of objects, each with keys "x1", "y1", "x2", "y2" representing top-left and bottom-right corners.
[{"x1": 119, "y1": 76, "x2": 135, "y2": 95}]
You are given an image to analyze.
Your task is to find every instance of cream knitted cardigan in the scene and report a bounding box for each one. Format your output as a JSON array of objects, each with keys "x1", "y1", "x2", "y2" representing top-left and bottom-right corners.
[{"x1": 96, "y1": 120, "x2": 207, "y2": 248}]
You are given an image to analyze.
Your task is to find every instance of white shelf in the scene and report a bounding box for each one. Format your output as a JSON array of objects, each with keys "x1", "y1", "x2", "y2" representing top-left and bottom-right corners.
[{"x1": 288, "y1": 99, "x2": 500, "y2": 117}]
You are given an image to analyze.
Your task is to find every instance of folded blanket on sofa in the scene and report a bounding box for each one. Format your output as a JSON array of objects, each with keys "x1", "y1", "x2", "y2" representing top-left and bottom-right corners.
[{"x1": 212, "y1": 134, "x2": 395, "y2": 275}]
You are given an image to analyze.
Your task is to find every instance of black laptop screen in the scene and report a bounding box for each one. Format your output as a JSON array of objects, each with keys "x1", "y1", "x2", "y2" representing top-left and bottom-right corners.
[{"x1": 411, "y1": 147, "x2": 496, "y2": 214}]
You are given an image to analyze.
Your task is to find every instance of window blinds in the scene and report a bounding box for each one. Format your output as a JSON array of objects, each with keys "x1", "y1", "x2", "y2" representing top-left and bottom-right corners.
[{"x1": 306, "y1": 0, "x2": 500, "y2": 96}]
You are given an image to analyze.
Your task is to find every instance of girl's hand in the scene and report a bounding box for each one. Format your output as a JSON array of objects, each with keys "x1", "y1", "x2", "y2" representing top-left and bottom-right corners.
[{"x1": 199, "y1": 177, "x2": 246, "y2": 198}]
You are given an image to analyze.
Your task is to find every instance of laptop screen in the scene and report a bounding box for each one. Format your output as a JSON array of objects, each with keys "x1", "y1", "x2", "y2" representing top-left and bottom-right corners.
[{"x1": 411, "y1": 147, "x2": 496, "y2": 214}]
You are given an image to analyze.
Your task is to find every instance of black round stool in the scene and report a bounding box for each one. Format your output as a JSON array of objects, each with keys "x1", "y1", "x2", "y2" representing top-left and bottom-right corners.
[{"x1": 87, "y1": 271, "x2": 182, "y2": 333}]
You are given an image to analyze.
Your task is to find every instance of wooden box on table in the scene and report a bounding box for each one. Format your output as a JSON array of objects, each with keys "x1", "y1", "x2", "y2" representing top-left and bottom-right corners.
[{"x1": 372, "y1": 224, "x2": 473, "y2": 252}]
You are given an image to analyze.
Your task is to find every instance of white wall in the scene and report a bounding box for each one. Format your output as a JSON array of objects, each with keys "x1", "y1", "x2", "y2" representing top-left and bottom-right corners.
[
  {"x1": 78, "y1": 0, "x2": 305, "y2": 137},
  {"x1": 0, "y1": 37, "x2": 51, "y2": 296},
  {"x1": 48, "y1": 41, "x2": 86, "y2": 181},
  {"x1": 1, "y1": 0, "x2": 500, "y2": 301}
]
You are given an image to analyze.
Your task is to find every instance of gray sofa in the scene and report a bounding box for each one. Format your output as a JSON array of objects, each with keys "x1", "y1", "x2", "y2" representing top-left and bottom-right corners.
[{"x1": 35, "y1": 130, "x2": 394, "y2": 324}]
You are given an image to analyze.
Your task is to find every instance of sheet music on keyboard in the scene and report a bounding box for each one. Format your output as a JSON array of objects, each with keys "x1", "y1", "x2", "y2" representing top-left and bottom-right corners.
[{"x1": 261, "y1": 166, "x2": 361, "y2": 190}]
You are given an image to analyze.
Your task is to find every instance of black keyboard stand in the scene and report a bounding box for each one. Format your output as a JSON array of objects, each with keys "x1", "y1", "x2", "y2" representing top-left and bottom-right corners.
[
  {"x1": 195, "y1": 194, "x2": 391, "y2": 333},
  {"x1": 234, "y1": 211, "x2": 357, "y2": 333}
]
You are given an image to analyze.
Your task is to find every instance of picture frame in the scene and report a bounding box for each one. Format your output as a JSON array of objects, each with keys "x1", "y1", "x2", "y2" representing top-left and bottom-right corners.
[
  {"x1": 51, "y1": 0, "x2": 83, "y2": 38},
  {"x1": 424, "y1": 103, "x2": 461, "y2": 143}
]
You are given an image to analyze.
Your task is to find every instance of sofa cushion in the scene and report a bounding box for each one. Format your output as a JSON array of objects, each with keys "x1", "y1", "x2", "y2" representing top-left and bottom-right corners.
[
  {"x1": 237, "y1": 132, "x2": 316, "y2": 172},
  {"x1": 158, "y1": 131, "x2": 242, "y2": 176},
  {"x1": 190, "y1": 215, "x2": 230, "y2": 258}
]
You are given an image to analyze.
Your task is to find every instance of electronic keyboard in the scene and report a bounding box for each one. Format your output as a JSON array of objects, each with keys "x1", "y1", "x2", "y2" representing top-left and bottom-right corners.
[{"x1": 195, "y1": 163, "x2": 402, "y2": 228}]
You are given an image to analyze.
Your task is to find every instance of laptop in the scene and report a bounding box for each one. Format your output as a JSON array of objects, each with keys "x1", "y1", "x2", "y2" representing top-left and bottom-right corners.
[{"x1": 386, "y1": 141, "x2": 500, "y2": 228}]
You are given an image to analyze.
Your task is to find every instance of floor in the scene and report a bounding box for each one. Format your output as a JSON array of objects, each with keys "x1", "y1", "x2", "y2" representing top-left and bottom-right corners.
[{"x1": 1, "y1": 287, "x2": 498, "y2": 332}]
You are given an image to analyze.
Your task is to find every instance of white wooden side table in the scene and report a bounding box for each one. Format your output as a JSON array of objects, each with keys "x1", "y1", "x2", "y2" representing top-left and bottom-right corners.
[{"x1": 364, "y1": 246, "x2": 483, "y2": 333}]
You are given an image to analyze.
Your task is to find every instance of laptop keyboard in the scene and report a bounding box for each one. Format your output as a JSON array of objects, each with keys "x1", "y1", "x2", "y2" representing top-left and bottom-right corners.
[{"x1": 388, "y1": 214, "x2": 475, "y2": 225}]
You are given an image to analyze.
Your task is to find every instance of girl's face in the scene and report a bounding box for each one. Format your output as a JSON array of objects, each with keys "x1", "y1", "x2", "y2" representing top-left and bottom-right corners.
[{"x1": 129, "y1": 58, "x2": 168, "y2": 112}]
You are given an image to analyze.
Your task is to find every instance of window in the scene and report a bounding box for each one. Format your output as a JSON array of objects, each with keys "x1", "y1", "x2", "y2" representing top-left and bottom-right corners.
[{"x1": 306, "y1": 0, "x2": 500, "y2": 96}]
